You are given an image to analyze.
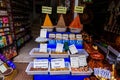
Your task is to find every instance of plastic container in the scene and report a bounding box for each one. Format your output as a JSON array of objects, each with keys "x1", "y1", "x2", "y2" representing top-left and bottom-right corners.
[
  {"x1": 71, "y1": 68, "x2": 93, "y2": 75},
  {"x1": 50, "y1": 62, "x2": 70, "y2": 75},
  {"x1": 69, "y1": 49, "x2": 89, "y2": 57},
  {"x1": 56, "y1": 27, "x2": 67, "y2": 32},
  {"x1": 29, "y1": 48, "x2": 50, "y2": 58},
  {"x1": 41, "y1": 26, "x2": 54, "y2": 32},
  {"x1": 50, "y1": 49, "x2": 69, "y2": 58},
  {"x1": 25, "y1": 62, "x2": 49, "y2": 75}
]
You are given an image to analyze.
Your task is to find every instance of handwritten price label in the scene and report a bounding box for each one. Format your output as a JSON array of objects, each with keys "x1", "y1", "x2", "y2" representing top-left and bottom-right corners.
[
  {"x1": 57, "y1": 6, "x2": 67, "y2": 14},
  {"x1": 74, "y1": 6, "x2": 84, "y2": 13},
  {"x1": 42, "y1": 6, "x2": 52, "y2": 14}
]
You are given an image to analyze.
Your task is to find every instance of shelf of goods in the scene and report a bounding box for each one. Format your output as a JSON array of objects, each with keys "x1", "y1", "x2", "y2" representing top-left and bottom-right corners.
[
  {"x1": 7, "y1": 0, "x2": 32, "y2": 49},
  {"x1": 0, "y1": 0, "x2": 17, "y2": 59},
  {"x1": 26, "y1": 31, "x2": 93, "y2": 80}
]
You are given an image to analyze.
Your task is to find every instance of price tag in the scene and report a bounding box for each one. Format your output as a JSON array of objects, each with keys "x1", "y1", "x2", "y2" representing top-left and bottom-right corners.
[
  {"x1": 40, "y1": 29, "x2": 47, "y2": 38},
  {"x1": 49, "y1": 34, "x2": 55, "y2": 38},
  {"x1": 76, "y1": 34, "x2": 82, "y2": 39},
  {"x1": 70, "y1": 57, "x2": 79, "y2": 68},
  {"x1": 0, "y1": 64, "x2": 7, "y2": 73},
  {"x1": 74, "y1": 6, "x2": 84, "y2": 13},
  {"x1": 51, "y1": 58, "x2": 65, "y2": 69},
  {"x1": 69, "y1": 44, "x2": 78, "y2": 54},
  {"x1": 34, "y1": 59, "x2": 48, "y2": 68},
  {"x1": 62, "y1": 34, "x2": 68, "y2": 40},
  {"x1": 56, "y1": 34, "x2": 62, "y2": 39},
  {"x1": 56, "y1": 43, "x2": 64, "y2": 52},
  {"x1": 42, "y1": 6, "x2": 52, "y2": 14},
  {"x1": 79, "y1": 55, "x2": 87, "y2": 66},
  {"x1": 39, "y1": 44, "x2": 47, "y2": 52},
  {"x1": 57, "y1": 6, "x2": 67, "y2": 14},
  {"x1": 69, "y1": 34, "x2": 75, "y2": 39}
]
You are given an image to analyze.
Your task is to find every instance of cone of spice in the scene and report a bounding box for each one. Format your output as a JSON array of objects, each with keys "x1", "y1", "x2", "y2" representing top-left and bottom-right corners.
[
  {"x1": 41, "y1": 14, "x2": 54, "y2": 32},
  {"x1": 56, "y1": 14, "x2": 67, "y2": 32},
  {"x1": 69, "y1": 15, "x2": 83, "y2": 33}
]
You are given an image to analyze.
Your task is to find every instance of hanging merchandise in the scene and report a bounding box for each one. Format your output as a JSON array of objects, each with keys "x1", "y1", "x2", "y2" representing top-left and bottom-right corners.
[
  {"x1": 69, "y1": 15, "x2": 83, "y2": 33},
  {"x1": 56, "y1": 14, "x2": 67, "y2": 32},
  {"x1": 41, "y1": 14, "x2": 54, "y2": 32}
]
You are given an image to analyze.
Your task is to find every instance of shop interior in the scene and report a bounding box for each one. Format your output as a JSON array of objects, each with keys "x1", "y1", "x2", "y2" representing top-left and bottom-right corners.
[{"x1": 0, "y1": 0, "x2": 120, "y2": 80}]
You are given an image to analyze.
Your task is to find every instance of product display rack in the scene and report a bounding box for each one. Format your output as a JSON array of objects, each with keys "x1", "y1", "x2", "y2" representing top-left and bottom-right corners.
[
  {"x1": 8, "y1": 0, "x2": 32, "y2": 50},
  {"x1": 0, "y1": 0, "x2": 17, "y2": 60}
]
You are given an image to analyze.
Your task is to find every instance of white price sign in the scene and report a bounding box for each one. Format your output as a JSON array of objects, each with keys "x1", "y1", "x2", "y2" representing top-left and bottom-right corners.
[
  {"x1": 39, "y1": 44, "x2": 47, "y2": 52},
  {"x1": 70, "y1": 57, "x2": 79, "y2": 68},
  {"x1": 56, "y1": 43, "x2": 64, "y2": 52},
  {"x1": 51, "y1": 59, "x2": 65, "y2": 69},
  {"x1": 79, "y1": 55, "x2": 87, "y2": 66},
  {"x1": 40, "y1": 29, "x2": 47, "y2": 38},
  {"x1": 0, "y1": 64, "x2": 7, "y2": 73},
  {"x1": 34, "y1": 59, "x2": 48, "y2": 68},
  {"x1": 69, "y1": 44, "x2": 78, "y2": 54}
]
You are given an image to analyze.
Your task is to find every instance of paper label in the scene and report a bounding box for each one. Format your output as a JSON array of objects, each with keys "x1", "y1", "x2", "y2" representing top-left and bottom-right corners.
[
  {"x1": 70, "y1": 57, "x2": 79, "y2": 68},
  {"x1": 34, "y1": 59, "x2": 48, "y2": 68},
  {"x1": 40, "y1": 29, "x2": 47, "y2": 38},
  {"x1": 69, "y1": 34, "x2": 75, "y2": 39},
  {"x1": 39, "y1": 44, "x2": 47, "y2": 52},
  {"x1": 49, "y1": 34, "x2": 55, "y2": 38},
  {"x1": 42, "y1": 6, "x2": 52, "y2": 14},
  {"x1": 0, "y1": 64, "x2": 7, "y2": 73},
  {"x1": 56, "y1": 43, "x2": 63, "y2": 52},
  {"x1": 57, "y1": 6, "x2": 67, "y2": 14},
  {"x1": 51, "y1": 59, "x2": 65, "y2": 69},
  {"x1": 69, "y1": 44, "x2": 78, "y2": 54},
  {"x1": 62, "y1": 34, "x2": 68, "y2": 40},
  {"x1": 79, "y1": 55, "x2": 87, "y2": 66},
  {"x1": 74, "y1": 6, "x2": 84, "y2": 13},
  {"x1": 56, "y1": 34, "x2": 62, "y2": 39},
  {"x1": 76, "y1": 34, "x2": 82, "y2": 39}
]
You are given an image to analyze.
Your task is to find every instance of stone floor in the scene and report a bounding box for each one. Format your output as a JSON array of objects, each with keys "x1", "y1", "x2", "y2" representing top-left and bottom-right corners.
[
  {"x1": 13, "y1": 39, "x2": 38, "y2": 63},
  {"x1": 13, "y1": 63, "x2": 33, "y2": 80}
]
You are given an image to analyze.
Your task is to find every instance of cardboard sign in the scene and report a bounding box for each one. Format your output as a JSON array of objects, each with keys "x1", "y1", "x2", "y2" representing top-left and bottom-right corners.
[
  {"x1": 56, "y1": 43, "x2": 64, "y2": 52},
  {"x1": 34, "y1": 59, "x2": 48, "y2": 68},
  {"x1": 39, "y1": 44, "x2": 47, "y2": 52},
  {"x1": 40, "y1": 29, "x2": 47, "y2": 38},
  {"x1": 74, "y1": 6, "x2": 84, "y2": 13},
  {"x1": 79, "y1": 55, "x2": 87, "y2": 66},
  {"x1": 42, "y1": 6, "x2": 52, "y2": 14},
  {"x1": 51, "y1": 59, "x2": 65, "y2": 69},
  {"x1": 69, "y1": 44, "x2": 78, "y2": 54},
  {"x1": 57, "y1": 6, "x2": 67, "y2": 14},
  {"x1": 70, "y1": 57, "x2": 79, "y2": 68}
]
